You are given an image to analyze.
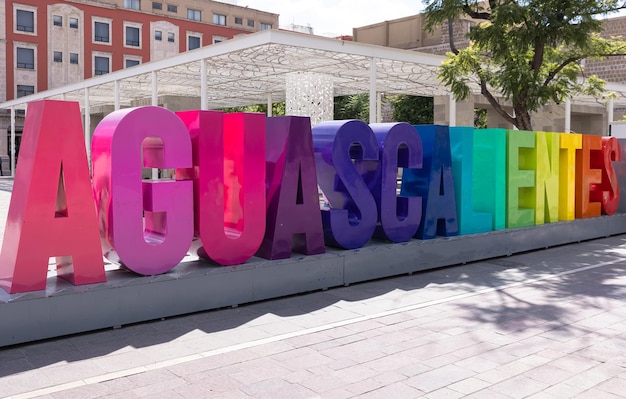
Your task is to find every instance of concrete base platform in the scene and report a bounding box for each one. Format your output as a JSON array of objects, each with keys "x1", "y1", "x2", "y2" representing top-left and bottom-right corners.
[{"x1": 2, "y1": 214, "x2": 626, "y2": 347}]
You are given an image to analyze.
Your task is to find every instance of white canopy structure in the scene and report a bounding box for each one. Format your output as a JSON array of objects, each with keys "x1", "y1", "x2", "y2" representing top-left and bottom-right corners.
[{"x1": 2, "y1": 29, "x2": 626, "y2": 176}]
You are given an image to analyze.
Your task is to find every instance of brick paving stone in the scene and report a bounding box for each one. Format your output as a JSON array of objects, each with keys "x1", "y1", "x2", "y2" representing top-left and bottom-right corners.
[
  {"x1": 423, "y1": 387, "x2": 465, "y2": 399},
  {"x1": 239, "y1": 378, "x2": 315, "y2": 399},
  {"x1": 359, "y1": 382, "x2": 424, "y2": 398},
  {"x1": 406, "y1": 364, "x2": 475, "y2": 393},
  {"x1": 489, "y1": 375, "x2": 549, "y2": 398},
  {"x1": 447, "y1": 376, "x2": 492, "y2": 395},
  {"x1": 522, "y1": 363, "x2": 578, "y2": 385},
  {"x1": 595, "y1": 375, "x2": 626, "y2": 396},
  {"x1": 297, "y1": 373, "x2": 350, "y2": 394},
  {"x1": 331, "y1": 364, "x2": 380, "y2": 384}
]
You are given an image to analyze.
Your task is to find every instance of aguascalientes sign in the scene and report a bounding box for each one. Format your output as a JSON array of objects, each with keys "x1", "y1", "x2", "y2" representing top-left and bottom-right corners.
[{"x1": 0, "y1": 100, "x2": 621, "y2": 294}]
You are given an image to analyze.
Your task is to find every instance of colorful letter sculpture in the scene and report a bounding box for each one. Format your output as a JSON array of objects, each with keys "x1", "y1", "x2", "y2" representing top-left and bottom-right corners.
[
  {"x1": 506, "y1": 130, "x2": 536, "y2": 228},
  {"x1": 449, "y1": 126, "x2": 492, "y2": 235},
  {"x1": 92, "y1": 106, "x2": 194, "y2": 275},
  {"x1": 576, "y1": 135, "x2": 603, "y2": 218},
  {"x1": 0, "y1": 100, "x2": 105, "y2": 293},
  {"x1": 401, "y1": 125, "x2": 458, "y2": 239},
  {"x1": 370, "y1": 123, "x2": 422, "y2": 242},
  {"x1": 598, "y1": 137, "x2": 622, "y2": 215},
  {"x1": 473, "y1": 128, "x2": 507, "y2": 230},
  {"x1": 534, "y1": 131, "x2": 560, "y2": 224},
  {"x1": 313, "y1": 120, "x2": 379, "y2": 249},
  {"x1": 176, "y1": 111, "x2": 266, "y2": 265},
  {"x1": 3, "y1": 97, "x2": 626, "y2": 296},
  {"x1": 257, "y1": 116, "x2": 325, "y2": 259},
  {"x1": 559, "y1": 133, "x2": 582, "y2": 220}
]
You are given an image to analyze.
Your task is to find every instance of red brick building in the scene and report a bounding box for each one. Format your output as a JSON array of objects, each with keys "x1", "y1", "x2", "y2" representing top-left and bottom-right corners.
[{"x1": 1, "y1": 0, "x2": 278, "y2": 102}]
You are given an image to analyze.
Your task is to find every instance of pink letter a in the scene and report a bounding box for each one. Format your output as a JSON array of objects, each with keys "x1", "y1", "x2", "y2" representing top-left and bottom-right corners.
[{"x1": 0, "y1": 100, "x2": 105, "y2": 293}]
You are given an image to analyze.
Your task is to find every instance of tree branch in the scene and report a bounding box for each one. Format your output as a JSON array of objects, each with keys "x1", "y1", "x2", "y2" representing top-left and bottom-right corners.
[
  {"x1": 479, "y1": 78, "x2": 518, "y2": 127},
  {"x1": 462, "y1": 0, "x2": 491, "y2": 20},
  {"x1": 544, "y1": 52, "x2": 626, "y2": 87},
  {"x1": 448, "y1": 17, "x2": 459, "y2": 55},
  {"x1": 543, "y1": 56, "x2": 584, "y2": 87},
  {"x1": 531, "y1": 37, "x2": 545, "y2": 77}
]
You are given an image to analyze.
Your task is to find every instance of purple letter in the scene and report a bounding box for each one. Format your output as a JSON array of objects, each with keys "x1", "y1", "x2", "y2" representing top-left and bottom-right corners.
[
  {"x1": 370, "y1": 123, "x2": 422, "y2": 242},
  {"x1": 257, "y1": 116, "x2": 325, "y2": 259},
  {"x1": 313, "y1": 120, "x2": 378, "y2": 249}
]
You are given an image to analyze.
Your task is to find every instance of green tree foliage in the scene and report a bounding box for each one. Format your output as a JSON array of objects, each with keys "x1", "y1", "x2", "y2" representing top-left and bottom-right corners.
[
  {"x1": 222, "y1": 102, "x2": 285, "y2": 115},
  {"x1": 334, "y1": 94, "x2": 370, "y2": 121},
  {"x1": 391, "y1": 95, "x2": 434, "y2": 124},
  {"x1": 424, "y1": 0, "x2": 626, "y2": 130}
]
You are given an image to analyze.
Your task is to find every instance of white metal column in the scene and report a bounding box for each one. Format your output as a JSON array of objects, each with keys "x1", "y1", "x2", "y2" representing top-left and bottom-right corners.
[
  {"x1": 10, "y1": 107, "x2": 16, "y2": 177},
  {"x1": 200, "y1": 59, "x2": 208, "y2": 110},
  {"x1": 114, "y1": 80, "x2": 121, "y2": 110},
  {"x1": 267, "y1": 93, "x2": 273, "y2": 117},
  {"x1": 369, "y1": 58, "x2": 377, "y2": 124},
  {"x1": 449, "y1": 95, "x2": 457, "y2": 127},
  {"x1": 607, "y1": 98, "x2": 614, "y2": 135},
  {"x1": 565, "y1": 98, "x2": 571, "y2": 133}
]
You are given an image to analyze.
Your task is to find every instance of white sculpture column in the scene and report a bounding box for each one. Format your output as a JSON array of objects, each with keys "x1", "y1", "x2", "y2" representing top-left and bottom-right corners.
[{"x1": 285, "y1": 72, "x2": 333, "y2": 126}]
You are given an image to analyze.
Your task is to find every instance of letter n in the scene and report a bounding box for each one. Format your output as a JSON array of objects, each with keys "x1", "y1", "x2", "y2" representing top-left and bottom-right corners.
[
  {"x1": 0, "y1": 100, "x2": 105, "y2": 294},
  {"x1": 257, "y1": 116, "x2": 325, "y2": 259}
]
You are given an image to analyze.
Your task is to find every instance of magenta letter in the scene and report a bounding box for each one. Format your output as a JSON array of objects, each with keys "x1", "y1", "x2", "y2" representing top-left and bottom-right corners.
[
  {"x1": 92, "y1": 106, "x2": 193, "y2": 275},
  {"x1": 176, "y1": 111, "x2": 266, "y2": 265}
]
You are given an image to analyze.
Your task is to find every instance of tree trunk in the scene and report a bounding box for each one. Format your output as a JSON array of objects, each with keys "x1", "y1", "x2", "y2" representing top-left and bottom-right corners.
[{"x1": 514, "y1": 106, "x2": 533, "y2": 131}]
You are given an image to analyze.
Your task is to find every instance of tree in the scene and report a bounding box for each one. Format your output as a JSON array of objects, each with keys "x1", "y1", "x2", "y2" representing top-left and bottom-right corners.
[
  {"x1": 424, "y1": 0, "x2": 626, "y2": 130},
  {"x1": 391, "y1": 95, "x2": 434, "y2": 124},
  {"x1": 334, "y1": 94, "x2": 370, "y2": 121},
  {"x1": 221, "y1": 102, "x2": 285, "y2": 116}
]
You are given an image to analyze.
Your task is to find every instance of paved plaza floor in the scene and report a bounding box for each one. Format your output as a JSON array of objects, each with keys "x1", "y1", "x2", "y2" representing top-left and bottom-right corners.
[{"x1": 1, "y1": 178, "x2": 626, "y2": 398}]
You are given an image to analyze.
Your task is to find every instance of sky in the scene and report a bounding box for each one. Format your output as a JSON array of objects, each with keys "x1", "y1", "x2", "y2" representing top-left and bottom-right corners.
[{"x1": 232, "y1": 0, "x2": 424, "y2": 37}]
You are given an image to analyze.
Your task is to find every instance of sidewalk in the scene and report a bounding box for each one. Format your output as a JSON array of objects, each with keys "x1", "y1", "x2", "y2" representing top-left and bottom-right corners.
[{"x1": 1, "y1": 178, "x2": 626, "y2": 398}]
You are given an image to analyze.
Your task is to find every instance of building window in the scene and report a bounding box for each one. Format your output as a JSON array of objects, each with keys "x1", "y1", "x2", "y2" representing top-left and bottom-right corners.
[
  {"x1": 16, "y1": 47, "x2": 34, "y2": 69},
  {"x1": 212, "y1": 14, "x2": 226, "y2": 26},
  {"x1": 212, "y1": 35, "x2": 227, "y2": 44},
  {"x1": 167, "y1": 4, "x2": 177, "y2": 12},
  {"x1": 188, "y1": 35, "x2": 200, "y2": 50},
  {"x1": 53, "y1": 51, "x2": 62, "y2": 62},
  {"x1": 126, "y1": 59, "x2": 140, "y2": 68},
  {"x1": 53, "y1": 15, "x2": 62, "y2": 27},
  {"x1": 94, "y1": 22, "x2": 110, "y2": 43},
  {"x1": 16, "y1": 9, "x2": 34, "y2": 33},
  {"x1": 94, "y1": 56, "x2": 109, "y2": 75},
  {"x1": 16, "y1": 85, "x2": 34, "y2": 98},
  {"x1": 152, "y1": 2, "x2": 162, "y2": 10},
  {"x1": 69, "y1": 17, "x2": 78, "y2": 29},
  {"x1": 155, "y1": 30, "x2": 162, "y2": 41},
  {"x1": 260, "y1": 23, "x2": 272, "y2": 31},
  {"x1": 247, "y1": 20, "x2": 254, "y2": 27},
  {"x1": 124, "y1": 0, "x2": 140, "y2": 10},
  {"x1": 70, "y1": 53, "x2": 78, "y2": 64},
  {"x1": 168, "y1": 32, "x2": 175, "y2": 42},
  {"x1": 234, "y1": 17, "x2": 242, "y2": 25},
  {"x1": 187, "y1": 9, "x2": 201, "y2": 21},
  {"x1": 126, "y1": 26, "x2": 140, "y2": 47}
]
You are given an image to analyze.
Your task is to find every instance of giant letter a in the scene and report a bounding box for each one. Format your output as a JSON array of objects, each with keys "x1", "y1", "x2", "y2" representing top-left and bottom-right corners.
[{"x1": 0, "y1": 100, "x2": 105, "y2": 294}]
